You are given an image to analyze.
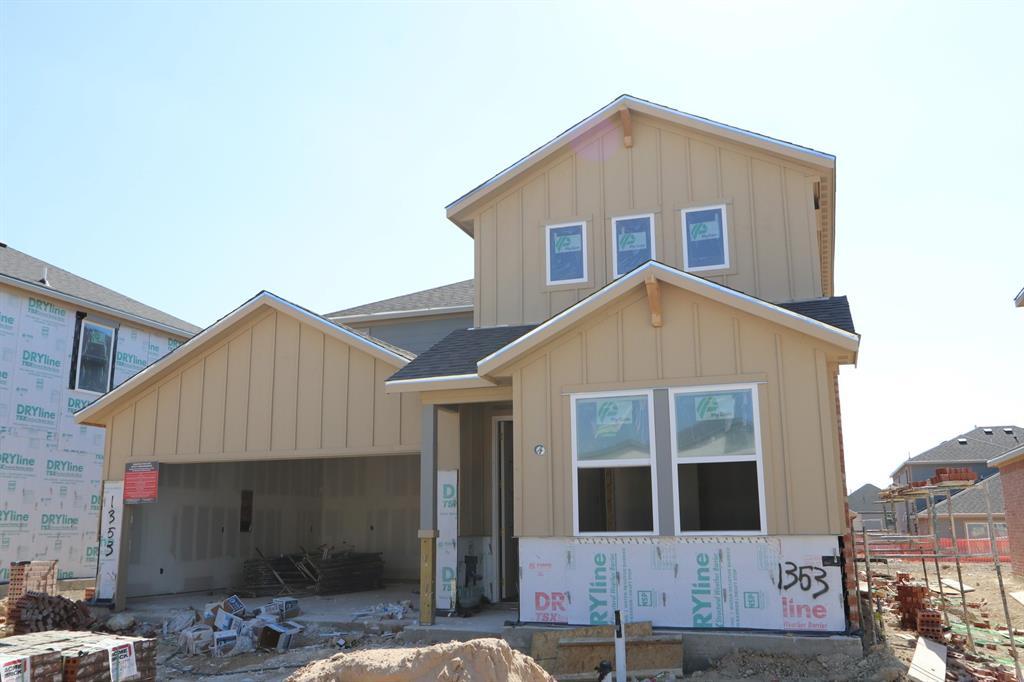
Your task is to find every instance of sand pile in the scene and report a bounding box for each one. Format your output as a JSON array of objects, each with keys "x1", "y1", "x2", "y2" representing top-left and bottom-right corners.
[{"x1": 286, "y1": 637, "x2": 555, "y2": 682}]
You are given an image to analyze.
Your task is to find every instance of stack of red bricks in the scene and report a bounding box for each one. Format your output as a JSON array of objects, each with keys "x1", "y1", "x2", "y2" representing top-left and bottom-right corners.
[
  {"x1": 6, "y1": 560, "x2": 58, "y2": 601},
  {"x1": 930, "y1": 467, "x2": 978, "y2": 485},
  {"x1": 0, "y1": 631, "x2": 156, "y2": 682},
  {"x1": 916, "y1": 609, "x2": 943, "y2": 641},
  {"x1": 896, "y1": 581, "x2": 930, "y2": 629}
]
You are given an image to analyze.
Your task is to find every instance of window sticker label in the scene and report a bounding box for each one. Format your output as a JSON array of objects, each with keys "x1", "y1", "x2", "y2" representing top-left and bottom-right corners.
[
  {"x1": 595, "y1": 399, "x2": 634, "y2": 437},
  {"x1": 689, "y1": 215, "x2": 721, "y2": 242},
  {"x1": 695, "y1": 394, "x2": 735, "y2": 421},
  {"x1": 554, "y1": 233, "x2": 582, "y2": 253},
  {"x1": 618, "y1": 230, "x2": 648, "y2": 252}
]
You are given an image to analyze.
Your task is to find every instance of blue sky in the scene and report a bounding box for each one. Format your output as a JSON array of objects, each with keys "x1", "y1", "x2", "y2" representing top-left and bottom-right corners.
[{"x1": 2, "y1": 1, "x2": 1022, "y2": 491}]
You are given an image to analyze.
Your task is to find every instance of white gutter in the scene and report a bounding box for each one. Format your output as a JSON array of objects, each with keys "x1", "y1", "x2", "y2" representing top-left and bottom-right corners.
[
  {"x1": 328, "y1": 304, "x2": 473, "y2": 325},
  {"x1": 0, "y1": 272, "x2": 196, "y2": 338},
  {"x1": 989, "y1": 443, "x2": 1024, "y2": 468},
  {"x1": 384, "y1": 373, "x2": 496, "y2": 394},
  {"x1": 476, "y1": 261, "x2": 859, "y2": 376},
  {"x1": 446, "y1": 95, "x2": 835, "y2": 217}
]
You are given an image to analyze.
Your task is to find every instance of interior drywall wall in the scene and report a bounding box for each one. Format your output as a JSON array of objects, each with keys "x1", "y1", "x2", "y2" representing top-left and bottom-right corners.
[
  {"x1": 0, "y1": 285, "x2": 182, "y2": 582},
  {"x1": 320, "y1": 454, "x2": 419, "y2": 581},
  {"x1": 124, "y1": 459, "x2": 324, "y2": 597}
]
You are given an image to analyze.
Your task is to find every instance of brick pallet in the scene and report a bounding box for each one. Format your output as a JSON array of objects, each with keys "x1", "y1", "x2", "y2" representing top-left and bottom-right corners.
[
  {"x1": 7, "y1": 561, "x2": 58, "y2": 601},
  {"x1": 0, "y1": 631, "x2": 156, "y2": 682},
  {"x1": 6, "y1": 592, "x2": 96, "y2": 634}
]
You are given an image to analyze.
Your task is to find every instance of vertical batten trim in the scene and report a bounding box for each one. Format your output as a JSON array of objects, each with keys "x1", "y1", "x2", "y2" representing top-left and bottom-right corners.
[
  {"x1": 221, "y1": 343, "x2": 230, "y2": 454},
  {"x1": 616, "y1": 310, "x2": 625, "y2": 382},
  {"x1": 732, "y1": 318, "x2": 742, "y2": 374},
  {"x1": 543, "y1": 354, "x2": 554, "y2": 535},
  {"x1": 747, "y1": 158, "x2": 761, "y2": 299},
  {"x1": 774, "y1": 333, "x2": 793, "y2": 532},
  {"x1": 267, "y1": 313, "x2": 278, "y2": 453},
  {"x1": 779, "y1": 166, "x2": 795, "y2": 301},
  {"x1": 319, "y1": 331, "x2": 326, "y2": 449},
  {"x1": 692, "y1": 303, "x2": 702, "y2": 376}
]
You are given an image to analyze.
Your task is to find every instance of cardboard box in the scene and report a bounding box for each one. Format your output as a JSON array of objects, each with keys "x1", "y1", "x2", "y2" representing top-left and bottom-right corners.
[
  {"x1": 213, "y1": 609, "x2": 245, "y2": 633},
  {"x1": 178, "y1": 624, "x2": 213, "y2": 656},
  {"x1": 271, "y1": 597, "x2": 300, "y2": 618},
  {"x1": 212, "y1": 630, "x2": 238, "y2": 658},
  {"x1": 221, "y1": 595, "x2": 246, "y2": 615},
  {"x1": 251, "y1": 602, "x2": 283, "y2": 619},
  {"x1": 257, "y1": 621, "x2": 303, "y2": 652}
]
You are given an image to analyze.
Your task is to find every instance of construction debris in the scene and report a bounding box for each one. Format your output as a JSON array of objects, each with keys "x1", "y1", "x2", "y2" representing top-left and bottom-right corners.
[
  {"x1": 0, "y1": 630, "x2": 157, "y2": 681},
  {"x1": 285, "y1": 637, "x2": 555, "y2": 682},
  {"x1": 5, "y1": 591, "x2": 97, "y2": 634},
  {"x1": 242, "y1": 548, "x2": 385, "y2": 596},
  {"x1": 169, "y1": 593, "x2": 308, "y2": 659},
  {"x1": 350, "y1": 600, "x2": 414, "y2": 621},
  {"x1": 907, "y1": 636, "x2": 946, "y2": 682},
  {"x1": 6, "y1": 561, "x2": 58, "y2": 601}
]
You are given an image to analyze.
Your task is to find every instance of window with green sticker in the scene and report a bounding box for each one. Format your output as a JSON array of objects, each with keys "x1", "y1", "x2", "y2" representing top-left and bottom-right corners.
[
  {"x1": 682, "y1": 205, "x2": 729, "y2": 271},
  {"x1": 612, "y1": 214, "x2": 655, "y2": 277},
  {"x1": 75, "y1": 320, "x2": 115, "y2": 393},
  {"x1": 546, "y1": 222, "x2": 587, "y2": 285}
]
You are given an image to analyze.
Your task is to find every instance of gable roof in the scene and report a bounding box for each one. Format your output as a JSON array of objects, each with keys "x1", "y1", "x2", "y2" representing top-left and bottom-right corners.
[
  {"x1": 477, "y1": 261, "x2": 859, "y2": 378},
  {"x1": 1016, "y1": 285, "x2": 1024, "y2": 307},
  {"x1": 918, "y1": 474, "x2": 1004, "y2": 517},
  {"x1": 327, "y1": 279, "x2": 474, "y2": 322},
  {"x1": 847, "y1": 483, "x2": 882, "y2": 514},
  {"x1": 75, "y1": 291, "x2": 412, "y2": 426},
  {"x1": 446, "y1": 94, "x2": 835, "y2": 227},
  {"x1": 989, "y1": 443, "x2": 1024, "y2": 469},
  {"x1": 891, "y1": 426, "x2": 1024, "y2": 476},
  {"x1": 0, "y1": 243, "x2": 199, "y2": 336}
]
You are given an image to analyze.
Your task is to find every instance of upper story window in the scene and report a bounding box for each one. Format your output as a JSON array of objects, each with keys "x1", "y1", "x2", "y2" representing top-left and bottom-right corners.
[
  {"x1": 671, "y1": 384, "x2": 765, "y2": 534},
  {"x1": 74, "y1": 318, "x2": 116, "y2": 394},
  {"x1": 612, "y1": 214, "x2": 655, "y2": 278},
  {"x1": 546, "y1": 221, "x2": 588, "y2": 286},
  {"x1": 572, "y1": 390, "x2": 657, "y2": 535},
  {"x1": 681, "y1": 205, "x2": 729, "y2": 272}
]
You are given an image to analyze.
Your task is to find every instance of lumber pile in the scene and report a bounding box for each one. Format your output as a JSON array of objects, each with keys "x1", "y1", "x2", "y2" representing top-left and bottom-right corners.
[
  {"x1": 6, "y1": 591, "x2": 97, "y2": 634},
  {"x1": 310, "y1": 552, "x2": 384, "y2": 594},
  {"x1": 240, "y1": 549, "x2": 384, "y2": 596},
  {"x1": 0, "y1": 630, "x2": 156, "y2": 682}
]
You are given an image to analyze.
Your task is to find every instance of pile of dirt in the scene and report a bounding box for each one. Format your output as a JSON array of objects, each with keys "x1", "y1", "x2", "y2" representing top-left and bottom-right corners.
[
  {"x1": 690, "y1": 645, "x2": 906, "y2": 681},
  {"x1": 286, "y1": 637, "x2": 555, "y2": 682}
]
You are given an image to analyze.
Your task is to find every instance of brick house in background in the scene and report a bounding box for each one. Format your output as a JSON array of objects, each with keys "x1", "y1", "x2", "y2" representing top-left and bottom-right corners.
[
  {"x1": 989, "y1": 446, "x2": 1024, "y2": 576},
  {"x1": 915, "y1": 474, "x2": 1007, "y2": 539}
]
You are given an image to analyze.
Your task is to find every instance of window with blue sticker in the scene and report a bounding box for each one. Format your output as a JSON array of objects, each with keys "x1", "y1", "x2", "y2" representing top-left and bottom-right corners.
[
  {"x1": 546, "y1": 222, "x2": 587, "y2": 285},
  {"x1": 612, "y1": 214, "x2": 654, "y2": 277},
  {"x1": 682, "y1": 205, "x2": 729, "y2": 271}
]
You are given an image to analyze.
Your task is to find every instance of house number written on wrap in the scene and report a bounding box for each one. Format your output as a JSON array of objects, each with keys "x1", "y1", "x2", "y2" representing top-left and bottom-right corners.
[
  {"x1": 776, "y1": 562, "x2": 829, "y2": 599},
  {"x1": 104, "y1": 505, "x2": 117, "y2": 557}
]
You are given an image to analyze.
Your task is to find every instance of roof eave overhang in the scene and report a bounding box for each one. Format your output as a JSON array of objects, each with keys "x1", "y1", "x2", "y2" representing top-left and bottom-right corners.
[
  {"x1": 445, "y1": 95, "x2": 836, "y2": 227},
  {"x1": 75, "y1": 291, "x2": 411, "y2": 427},
  {"x1": 0, "y1": 272, "x2": 197, "y2": 338},
  {"x1": 476, "y1": 261, "x2": 859, "y2": 379},
  {"x1": 1015, "y1": 286, "x2": 1024, "y2": 307},
  {"x1": 384, "y1": 373, "x2": 496, "y2": 394},
  {"x1": 989, "y1": 444, "x2": 1024, "y2": 468},
  {"x1": 328, "y1": 304, "x2": 474, "y2": 325}
]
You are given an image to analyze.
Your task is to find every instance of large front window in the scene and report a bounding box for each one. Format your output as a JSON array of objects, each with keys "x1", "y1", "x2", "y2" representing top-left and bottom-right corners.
[
  {"x1": 671, "y1": 384, "x2": 765, "y2": 534},
  {"x1": 75, "y1": 320, "x2": 115, "y2": 393},
  {"x1": 572, "y1": 391, "x2": 657, "y2": 534}
]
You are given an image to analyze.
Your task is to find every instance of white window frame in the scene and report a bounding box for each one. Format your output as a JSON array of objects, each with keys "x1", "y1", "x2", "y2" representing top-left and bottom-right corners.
[
  {"x1": 570, "y1": 389, "x2": 659, "y2": 537},
  {"x1": 681, "y1": 204, "x2": 730, "y2": 272},
  {"x1": 74, "y1": 319, "x2": 116, "y2": 395},
  {"x1": 965, "y1": 521, "x2": 1004, "y2": 539},
  {"x1": 611, "y1": 213, "x2": 656, "y2": 278},
  {"x1": 545, "y1": 221, "x2": 589, "y2": 286},
  {"x1": 669, "y1": 382, "x2": 767, "y2": 536}
]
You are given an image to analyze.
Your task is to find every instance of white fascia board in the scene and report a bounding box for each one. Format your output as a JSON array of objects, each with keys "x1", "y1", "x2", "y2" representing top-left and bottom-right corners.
[
  {"x1": 327, "y1": 304, "x2": 473, "y2": 325},
  {"x1": 989, "y1": 443, "x2": 1024, "y2": 468},
  {"x1": 476, "y1": 261, "x2": 860, "y2": 377},
  {"x1": 0, "y1": 272, "x2": 196, "y2": 338},
  {"x1": 446, "y1": 95, "x2": 834, "y2": 219},
  {"x1": 384, "y1": 373, "x2": 496, "y2": 394},
  {"x1": 75, "y1": 291, "x2": 411, "y2": 425}
]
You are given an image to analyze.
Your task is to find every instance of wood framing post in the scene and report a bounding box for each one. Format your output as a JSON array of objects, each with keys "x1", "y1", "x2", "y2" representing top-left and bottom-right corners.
[{"x1": 419, "y1": 405, "x2": 439, "y2": 625}]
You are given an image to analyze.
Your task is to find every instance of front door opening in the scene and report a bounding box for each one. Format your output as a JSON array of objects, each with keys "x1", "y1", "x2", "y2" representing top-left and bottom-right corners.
[{"x1": 495, "y1": 418, "x2": 518, "y2": 601}]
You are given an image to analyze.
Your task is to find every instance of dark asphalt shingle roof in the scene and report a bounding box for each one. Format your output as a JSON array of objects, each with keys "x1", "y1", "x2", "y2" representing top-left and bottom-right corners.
[
  {"x1": 924, "y1": 474, "x2": 1004, "y2": 516},
  {"x1": 0, "y1": 244, "x2": 199, "y2": 334},
  {"x1": 847, "y1": 483, "x2": 883, "y2": 514},
  {"x1": 327, "y1": 280, "x2": 474, "y2": 318},
  {"x1": 899, "y1": 427, "x2": 1024, "y2": 469},
  {"x1": 779, "y1": 296, "x2": 855, "y2": 334},
  {"x1": 388, "y1": 325, "x2": 537, "y2": 381}
]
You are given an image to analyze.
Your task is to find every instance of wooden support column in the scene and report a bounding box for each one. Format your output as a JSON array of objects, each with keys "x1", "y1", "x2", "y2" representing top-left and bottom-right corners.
[{"x1": 419, "y1": 405, "x2": 438, "y2": 625}]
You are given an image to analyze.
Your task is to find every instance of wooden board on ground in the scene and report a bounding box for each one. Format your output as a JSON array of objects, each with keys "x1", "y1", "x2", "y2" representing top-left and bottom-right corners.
[
  {"x1": 1010, "y1": 591, "x2": 1024, "y2": 608},
  {"x1": 531, "y1": 621, "x2": 653, "y2": 663},
  {"x1": 929, "y1": 578, "x2": 974, "y2": 594},
  {"x1": 907, "y1": 636, "x2": 946, "y2": 682}
]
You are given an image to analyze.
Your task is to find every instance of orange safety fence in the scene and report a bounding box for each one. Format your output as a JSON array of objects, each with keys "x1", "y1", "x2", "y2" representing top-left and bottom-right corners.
[{"x1": 856, "y1": 537, "x2": 1010, "y2": 563}]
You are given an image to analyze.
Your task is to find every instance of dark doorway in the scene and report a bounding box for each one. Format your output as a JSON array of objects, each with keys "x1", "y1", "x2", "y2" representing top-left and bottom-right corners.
[{"x1": 496, "y1": 418, "x2": 518, "y2": 601}]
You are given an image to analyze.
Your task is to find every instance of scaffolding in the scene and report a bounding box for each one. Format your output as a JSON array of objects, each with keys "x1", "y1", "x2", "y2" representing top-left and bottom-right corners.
[{"x1": 852, "y1": 473, "x2": 1022, "y2": 681}]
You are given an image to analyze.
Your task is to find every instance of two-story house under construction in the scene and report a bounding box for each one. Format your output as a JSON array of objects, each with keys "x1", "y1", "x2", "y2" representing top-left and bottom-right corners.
[{"x1": 76, "y1": 95, "x2": 861, "y2": 636}]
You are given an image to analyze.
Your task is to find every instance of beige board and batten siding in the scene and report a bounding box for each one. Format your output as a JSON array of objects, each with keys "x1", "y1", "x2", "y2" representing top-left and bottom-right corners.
[
  {"x1": 469, "y1": 112, "x2": 828, "y2": 327},
  {"x1": 103, "y1": 306, "x2": 420, "y2": 478},
  {"x1": 500, "y1": 281, "x2": 848, "y2": 539}
]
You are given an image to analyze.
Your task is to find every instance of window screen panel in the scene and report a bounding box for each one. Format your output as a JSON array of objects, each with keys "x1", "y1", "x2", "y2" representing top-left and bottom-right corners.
[
  {"x1": 683, "y1": 207, "x2": 727, "y2": 269},
  {"x1": 578, "y1": 466, "x2": 653, "y2": 533},
  {"x1": 674, "y1": 388, "x2": 756, "y2": 458},
  {"x1": 677, "y1": 461, "x2": 760, "y2": 532},
  {"x1": 548, "y1": 223, "x2": 586, "y2": 283},
  {"x1": 575, "y1": 394, "x2": 651, "y2": 462}
]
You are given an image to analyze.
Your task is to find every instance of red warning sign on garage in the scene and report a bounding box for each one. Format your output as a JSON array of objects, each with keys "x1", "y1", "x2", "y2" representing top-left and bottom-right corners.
[{"x1": 124, "y1": 461, "x2": 159, "y2": 504}]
